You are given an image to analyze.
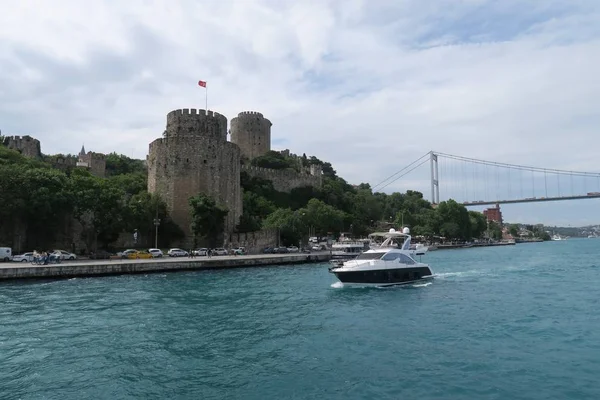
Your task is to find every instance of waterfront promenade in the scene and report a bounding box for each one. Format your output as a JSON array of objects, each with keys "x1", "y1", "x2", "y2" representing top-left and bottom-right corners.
[{"x1": 0, "y1": 252, "x2": 331, "y2": 281}]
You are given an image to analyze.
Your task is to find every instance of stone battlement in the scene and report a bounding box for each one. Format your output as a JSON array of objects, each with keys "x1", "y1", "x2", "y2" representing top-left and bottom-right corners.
[
  {"x1": 165, "y1": 108, "x2": 228, "y2": 141},
  {"x1": 2, "y1": 135, "x2": 42, "y2": 159},
  {"x1": 167, "y1": 108, "x2": 227, "y2": 120},
  {"x1": 236, "y1": 111, "x2": 265, "y2": 118},
  {"x1": 241, "y1": 165, "x2": 322, "y2": 193}
]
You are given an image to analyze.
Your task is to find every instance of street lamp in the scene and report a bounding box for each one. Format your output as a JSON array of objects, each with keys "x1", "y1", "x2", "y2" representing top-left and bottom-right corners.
[{"x1": 153, "y1": 217, "x2": 161, "y2": 248}]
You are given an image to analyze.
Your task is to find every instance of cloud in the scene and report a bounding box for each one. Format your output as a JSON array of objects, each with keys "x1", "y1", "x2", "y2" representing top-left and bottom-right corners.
[{"x1": 1, "y1": 0, "x2": 600, "y2": 225}]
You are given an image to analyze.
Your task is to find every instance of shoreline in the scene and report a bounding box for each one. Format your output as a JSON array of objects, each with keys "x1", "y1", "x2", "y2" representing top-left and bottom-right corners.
[{"x1": 0, "y1": 252, "x2": 331, "y2": 282}]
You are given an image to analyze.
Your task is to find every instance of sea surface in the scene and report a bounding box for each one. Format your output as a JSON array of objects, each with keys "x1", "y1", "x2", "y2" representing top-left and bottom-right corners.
[{"x1": 1, "y1": 239, "x2": 600, "y2": 399}]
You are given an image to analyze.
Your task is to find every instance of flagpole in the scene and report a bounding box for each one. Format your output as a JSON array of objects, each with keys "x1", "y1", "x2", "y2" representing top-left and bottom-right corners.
[{"x1": 205, "y1": 84, "x2": 208, "y2": 112}]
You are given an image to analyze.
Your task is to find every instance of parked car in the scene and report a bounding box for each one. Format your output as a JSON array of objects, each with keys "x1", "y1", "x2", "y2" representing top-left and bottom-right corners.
[
  {"x1": 89, "y1": 250, "x2": 113, "y2": 259},
  {"x1": 168, "y1": 248, "x2": 188, "y2": 257},
  {"x1": 287, "y1": 246, "x2": 299, "y2": 253},
  {"x1": 273, "y1": 247, "x2": 289, "y2": 254},
  {"x1": 126, "y1": 250, "x2": 153, "y2": 259},
  {"x1": 0, "y1": 247, "x2": 12, "y2": 262},
  {"x1": 263, "y1": 247, "x2": 274, "y2": 254},
  {"x1": 231, "y1": 247, "x2": 245, "y2": 255},
  {"x1": 148, "y1": 248, "x2": 164, "y2": 258},
  {"x1": 52, "y1": 250, "x2": 76, "y2": 260},
  {"x1": 12, "y1": 252, "x2": 34, "y2": 262},
  {"x1": 193, "y1": 248, "x2": 208, "y2": 256},
  {"x1": 119, "y1": 249, "x2": 138, "y2": 259},
  {"x1": 212, "y1": 248, "x2": 228, "y2": 256}
]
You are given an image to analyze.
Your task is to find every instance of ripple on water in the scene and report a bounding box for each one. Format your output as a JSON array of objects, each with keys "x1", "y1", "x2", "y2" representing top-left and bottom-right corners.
[{"x1": 2, "y1": 243, "x2": 600, "y2": 399}]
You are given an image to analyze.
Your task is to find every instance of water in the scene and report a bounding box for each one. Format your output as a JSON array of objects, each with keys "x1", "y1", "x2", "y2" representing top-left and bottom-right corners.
[{"x1": 2, "y1": 240, "x2": 600, "y2": 399}]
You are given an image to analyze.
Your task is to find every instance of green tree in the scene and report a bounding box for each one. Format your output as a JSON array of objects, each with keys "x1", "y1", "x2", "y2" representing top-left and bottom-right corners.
[
  {"x1": 469, "y1": 211, "x2": 488, "y2": 239},
  {"x1": 250, "y1": 151, "x2": 293, "y2": 170},
  {"x1": 297, "y1": 198, "x2": 347, "y2": 237},
  {"x1": 487, "y1": 221, "x2": 503, "y2": 240},
  {"x1": 105, "y1": 152, "x2": 147, "y2": 176},
  {"x1": 69, "y1": 169, "x2": 127, "y2": 251},
  {"x1": 189, "y1": 194, "x2": 229, "y2": 248},
  {"x1": 237, "y1": 192, "x2": 276, "y2": 233},
  {"x1": 262, "y1": 208, "x2": 303, "y2": 246}
]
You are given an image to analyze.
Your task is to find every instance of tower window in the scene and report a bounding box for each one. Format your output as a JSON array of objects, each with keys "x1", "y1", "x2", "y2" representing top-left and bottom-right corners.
[{"x1": 203, "y1": 160, "x2": 207, "y2": 164}]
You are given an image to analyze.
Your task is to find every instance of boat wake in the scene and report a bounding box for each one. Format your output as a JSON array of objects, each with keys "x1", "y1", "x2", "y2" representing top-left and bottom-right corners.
[{"x1": 330, "y1": 281, "x2": 433, "y2": 289}]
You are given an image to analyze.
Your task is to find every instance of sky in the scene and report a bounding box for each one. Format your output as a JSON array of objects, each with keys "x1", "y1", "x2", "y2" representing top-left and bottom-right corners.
[{"x1": 1, "y1": 0, "x2": 600, "y2": 226}]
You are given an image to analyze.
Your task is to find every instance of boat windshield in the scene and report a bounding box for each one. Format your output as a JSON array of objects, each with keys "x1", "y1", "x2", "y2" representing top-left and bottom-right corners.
[{"x1": 355, "y1": 252, "x2": 387, "y2": 260}]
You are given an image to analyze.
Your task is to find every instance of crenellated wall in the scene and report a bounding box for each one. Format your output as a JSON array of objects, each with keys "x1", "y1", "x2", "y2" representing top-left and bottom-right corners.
[
  {"x1": 230, "y1": 111, "x2": 272, "y2": 160},
  {"x1": 148, "y1": 109, "x2": 243, "y2": 246},
  {"x1": 2, "y1": 135, "x2": 42, "y2": 159},
  {"x1": 241, "y1": 164, "x2": 322, "y2": 193},
  {"x1": 77, "y1": 152, "x2": 106, "y2": 178},
  {"x1": 165, "y1": 108, "x2": 228, "y2": 141}
]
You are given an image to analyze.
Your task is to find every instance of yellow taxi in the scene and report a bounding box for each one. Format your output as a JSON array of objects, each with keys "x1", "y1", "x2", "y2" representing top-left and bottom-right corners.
[{"x1": 126, "y1": 250, "x2": 153, "y2": 259}]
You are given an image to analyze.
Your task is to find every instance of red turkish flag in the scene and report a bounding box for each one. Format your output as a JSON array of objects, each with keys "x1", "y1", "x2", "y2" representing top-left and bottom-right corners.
[{"x1": 198, "y1": 80, "x2": 206, "y2": 87}]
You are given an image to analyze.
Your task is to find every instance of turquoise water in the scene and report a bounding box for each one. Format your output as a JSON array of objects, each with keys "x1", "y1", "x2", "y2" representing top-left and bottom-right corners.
[{"x1": 1, "y1": 240, "x2": 600, "y2": 399}]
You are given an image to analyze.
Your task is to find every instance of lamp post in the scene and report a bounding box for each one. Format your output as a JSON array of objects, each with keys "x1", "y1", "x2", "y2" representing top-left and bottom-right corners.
[{"x1": 153, "y1": 215, "x2": 161, "y2": 248}]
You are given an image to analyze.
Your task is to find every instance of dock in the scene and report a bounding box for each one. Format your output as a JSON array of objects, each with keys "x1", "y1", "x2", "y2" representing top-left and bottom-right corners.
[{"x1": 0, "y1": 252, "x2": 331, "y2": 281}]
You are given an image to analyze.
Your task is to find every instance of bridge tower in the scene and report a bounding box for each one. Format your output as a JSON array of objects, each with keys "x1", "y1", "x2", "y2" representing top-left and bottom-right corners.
[{"x1": 430, "y1": 152, "x2": 440, "y2": 205}]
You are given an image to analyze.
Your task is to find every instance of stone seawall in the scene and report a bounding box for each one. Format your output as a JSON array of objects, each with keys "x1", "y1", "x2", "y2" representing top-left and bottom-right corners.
[{"x1": 0, "y1": 253, "x2": 331, "y2": 281}]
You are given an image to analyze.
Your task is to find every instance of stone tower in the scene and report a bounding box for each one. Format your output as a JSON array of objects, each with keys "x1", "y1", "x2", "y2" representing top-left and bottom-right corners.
[
  {"x1": 230, "y1": 111, "x2": 272, "y2": 160},
  {"x1": 76, "y1": 145, "x2": 106, "y2": 177},
  {"x1": 147, "y1": 109, "x2": 242, "y2": 243},
  {"x1": 2, "y1": 135, "x2": 42, "y2": 159}
]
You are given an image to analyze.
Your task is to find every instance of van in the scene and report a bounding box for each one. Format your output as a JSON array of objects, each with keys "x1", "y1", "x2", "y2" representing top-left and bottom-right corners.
[{"x1": 0, "y1": 247, "x2": 12, "y2": 262}]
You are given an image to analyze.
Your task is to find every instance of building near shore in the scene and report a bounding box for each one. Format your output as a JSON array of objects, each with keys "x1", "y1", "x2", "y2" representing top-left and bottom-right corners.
[{"x1": 483, "y1": 203, "x2": 503, "y2": 225}]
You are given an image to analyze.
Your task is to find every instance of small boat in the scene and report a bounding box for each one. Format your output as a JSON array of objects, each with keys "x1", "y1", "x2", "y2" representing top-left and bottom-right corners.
[{"x1": 329, "y1": 228, "x2": 434, "y2": 287}]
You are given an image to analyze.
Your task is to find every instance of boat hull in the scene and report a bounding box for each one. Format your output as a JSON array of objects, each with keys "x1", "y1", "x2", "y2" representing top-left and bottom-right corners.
[{"x1": 332, "y1": 266, "x2": 433, "y2": 286}]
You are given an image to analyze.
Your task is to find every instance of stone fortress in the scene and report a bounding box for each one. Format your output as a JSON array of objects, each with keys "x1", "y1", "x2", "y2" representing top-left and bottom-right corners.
[
  {"x1": 147, "y1": 108, "x2": 323, "y2": 244},
  {"x1": 2, "y1": 108, "x2": 323, "y2": 249},
  {"x1": 1, "y1": 134, "x2": 106, "y2": 177}
]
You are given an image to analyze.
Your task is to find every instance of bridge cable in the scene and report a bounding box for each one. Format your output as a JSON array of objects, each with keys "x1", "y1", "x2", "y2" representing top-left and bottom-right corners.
[
  {"x1": 376, "y1": 157, "x2": 431, "y2": 192},
  {"x1": 371, "y1": 151, "x2": 431, "y2": 191},
  {"x1": 508, "y1": 167, "x2": 511, "y2": 200},
  {"x1": 433, "y1": 151, "x2": 600, "y2": 177}
]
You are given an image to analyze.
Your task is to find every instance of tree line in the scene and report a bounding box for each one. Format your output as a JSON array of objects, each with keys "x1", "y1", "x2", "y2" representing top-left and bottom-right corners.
[
  {"x1": 0, "y1": 146, "x2": 183, "y2": 251},
  {"x1": 1, "y1": 144, "x2": 503, "y2": 252}
]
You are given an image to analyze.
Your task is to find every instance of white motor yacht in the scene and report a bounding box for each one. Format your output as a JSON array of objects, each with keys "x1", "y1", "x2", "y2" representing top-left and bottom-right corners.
[
  {"x1": 329, "y1": 228, "x2": 434, "y2": 287},
  {"x1": 330, "y1": 234, "x2": 371, "y2": 263}
]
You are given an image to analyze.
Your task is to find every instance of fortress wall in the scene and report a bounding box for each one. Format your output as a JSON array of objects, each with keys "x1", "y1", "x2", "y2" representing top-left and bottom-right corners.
[
  {"x1": 241, "y1": 164, "x2": 322, "y2": 193},
  {"x1": 2, "y1": 135, "x2": 42, "y2": 159},
  {"x1": 226, "y1": 228, "x2": 278, "y2": 254}
]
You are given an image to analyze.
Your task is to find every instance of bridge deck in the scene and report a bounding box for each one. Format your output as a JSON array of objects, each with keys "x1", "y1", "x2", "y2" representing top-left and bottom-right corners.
[{"x1": 461, "y1": 194, "x2": 600, "y2": 206}]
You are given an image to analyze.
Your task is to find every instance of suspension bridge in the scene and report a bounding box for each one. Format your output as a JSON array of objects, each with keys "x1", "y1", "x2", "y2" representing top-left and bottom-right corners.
[{"x1": 372, "y1": 151, "x2": 600, "y2": 206}]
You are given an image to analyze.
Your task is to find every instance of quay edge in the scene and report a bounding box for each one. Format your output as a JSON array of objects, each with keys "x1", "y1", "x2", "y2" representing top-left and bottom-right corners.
[{"x1": 0, "y1": 253, "x2": 331, "y2": 281}]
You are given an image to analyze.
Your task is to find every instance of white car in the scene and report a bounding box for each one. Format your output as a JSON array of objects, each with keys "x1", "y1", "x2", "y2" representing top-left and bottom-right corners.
[
  {"x1": 118, "y1": 249, "x2": 138, "y2": 258},
  {"x1": 53, "y1": 250, "x2": 76, "y2": 260},
  {"x1": 168, "y1": 248, "x2": 188, "y2": 257},
  {"x1": 193, "y1": 248, "x2": 208, "y2": 256},
  {"x1": 287, "y1": 246, "x2": 299, "y2": 253},
  {"x1": 148, "y1": 248, "x2": 163, "y2": 258},
  {"x1": 12, "y1": 252, "x2": 34, "y2": 262},
  {"x1": 212, "y1": 248, "x2": 228, "y2": 256}
]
